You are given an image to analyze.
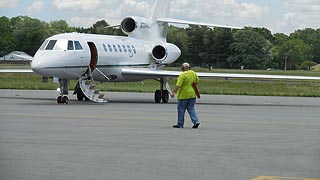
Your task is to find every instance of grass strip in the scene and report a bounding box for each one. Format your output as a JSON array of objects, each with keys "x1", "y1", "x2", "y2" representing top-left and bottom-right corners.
[{"x1": 1, "y1": 73, "x2": 320, "y2": 97}]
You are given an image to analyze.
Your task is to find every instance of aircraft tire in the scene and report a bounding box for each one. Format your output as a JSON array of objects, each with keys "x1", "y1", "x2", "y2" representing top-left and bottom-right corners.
[
  {"x1": 62, "y1": 96, "x2": 69, "y2": 104},
  {"x1": 154, "y1": 90, "x2": 162, "y2": 103},
  {"x1": 77, "y1": 88, "x2": 85, "y2": 101},
  {"x1": 57, "y1": 96, "x2": 62, "y2": 104},
  {"x1": 162, "y1": 90, "x2": 169, "y2": 103}
]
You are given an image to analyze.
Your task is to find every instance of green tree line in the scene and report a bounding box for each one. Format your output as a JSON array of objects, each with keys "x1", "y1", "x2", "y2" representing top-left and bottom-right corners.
[{"x1": 1, "y1": 16, "x2": 319, "y2": 70}]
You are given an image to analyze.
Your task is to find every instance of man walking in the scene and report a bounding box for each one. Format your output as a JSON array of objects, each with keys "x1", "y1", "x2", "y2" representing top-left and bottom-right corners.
[{"x1": 171, "y1": 63, "x2": 200, "y2": 129}]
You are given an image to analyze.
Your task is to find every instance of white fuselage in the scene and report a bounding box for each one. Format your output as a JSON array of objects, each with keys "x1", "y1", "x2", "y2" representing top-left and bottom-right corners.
[{"x1": 31, "y1": 32, "x2": 178, "y2": 82}]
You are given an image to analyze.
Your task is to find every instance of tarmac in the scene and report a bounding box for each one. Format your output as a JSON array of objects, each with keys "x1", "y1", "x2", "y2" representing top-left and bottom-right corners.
[{"x1": 0, "y1": 90, "x2": 319, "y2": 180}]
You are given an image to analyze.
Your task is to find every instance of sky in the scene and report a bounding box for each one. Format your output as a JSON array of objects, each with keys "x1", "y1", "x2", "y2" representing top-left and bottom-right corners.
[{"x1": 0, "y1": 0, "x2": 319, "y2": 34}]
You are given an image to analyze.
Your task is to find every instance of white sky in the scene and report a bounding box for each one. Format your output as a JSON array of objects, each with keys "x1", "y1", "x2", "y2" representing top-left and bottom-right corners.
[{"x1": 1, "y1": 0, "x2": 319, "y2": 34}]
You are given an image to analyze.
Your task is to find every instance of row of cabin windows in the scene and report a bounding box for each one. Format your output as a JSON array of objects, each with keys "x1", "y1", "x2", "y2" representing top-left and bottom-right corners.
[
  {"x1": 41, "y1": 40, "x2": 83, "y2": 51},
  {"x1": 41, "y1": 40, "x2": 136, "y2": 55},
  {"x1": 103, "y1": 43, "x2": 136, "y2": 54}
]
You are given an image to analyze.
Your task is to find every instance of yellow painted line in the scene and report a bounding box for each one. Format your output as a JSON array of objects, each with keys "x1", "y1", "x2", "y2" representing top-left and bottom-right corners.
[
  {"x1": 251, "y1": 176, "x2": 320, "y2": 180},
  {"x1": 251, "y1": 176, "x2": 277, "y2": 180}
]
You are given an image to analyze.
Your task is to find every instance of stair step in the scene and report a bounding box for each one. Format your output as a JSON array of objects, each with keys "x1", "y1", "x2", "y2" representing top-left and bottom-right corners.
[
  {"x1": 98, "y1": 94, "x2": 104, "y2": 99},
  {"x1": 95, "y1": 98, "x2": 106, "y2": 103},
  {"x1": 79, "y1": 76, "x2": 106, "y2": 103}
]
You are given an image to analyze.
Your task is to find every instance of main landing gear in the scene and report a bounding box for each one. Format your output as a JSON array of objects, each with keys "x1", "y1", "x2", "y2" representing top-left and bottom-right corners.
[
  {"x1": 57, "y1": 79, "x2": 69, "y2": 104},
  {"x1": 154, "y1": 78, "x2": 170, "y2": 103}
]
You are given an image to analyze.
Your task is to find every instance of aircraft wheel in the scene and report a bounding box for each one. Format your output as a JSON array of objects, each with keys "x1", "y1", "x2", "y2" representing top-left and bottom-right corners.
[
  {"x1": 154, "y1": 90, "x2": 162, "y2": 103},
  {"x1": 62, "y1": 96, "x2": 69, "y2": 104},
  {"x1": 57, "y1": 96, "x2": 62, "y2": 104},
  {"x1": 77, "y1": 88, "x2": 85, "y2": 101},
  {"x1": 162, "y1": 90, "x2": 169, "y2": 103}
]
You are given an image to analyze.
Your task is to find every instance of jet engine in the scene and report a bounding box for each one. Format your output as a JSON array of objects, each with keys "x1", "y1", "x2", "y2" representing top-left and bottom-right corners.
[
  {"x1": 121, "y1": 17, "x2": 153, "y2": 38},
  {"x1": 121, "y1": 17, "x2": 138, "y2": 34},
  {"x1": 151, "y1": 43, "x2": 181, "y2": 64}
]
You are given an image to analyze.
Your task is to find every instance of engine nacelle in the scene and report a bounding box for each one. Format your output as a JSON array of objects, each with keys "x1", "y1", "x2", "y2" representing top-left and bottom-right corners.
[
  {"x1": 151, "y1": 43, "x2": 181, "y2": 64},
  {"x1": 121, "y1": 17, "x2": 153, "y2": 39},
  {"x1": 121, "y1": 17, "x2": 137, "y2": 34}
]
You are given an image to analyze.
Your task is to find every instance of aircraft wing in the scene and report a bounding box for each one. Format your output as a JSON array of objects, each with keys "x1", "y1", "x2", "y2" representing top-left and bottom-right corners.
[
  {"x1": 121, "y1": 68, "x2": 320, "y2": 80},
  {"x1": 157, "y1": 18, "x2": 243, "y2": 29},
  {"x1": 0, "y1": 69, "x2": 34, "y2": 73}
]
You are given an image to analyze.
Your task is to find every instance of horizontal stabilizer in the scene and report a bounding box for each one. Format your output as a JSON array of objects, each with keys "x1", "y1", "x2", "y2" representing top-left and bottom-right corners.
[{"x1": 157, "y1": 18, "x2": 243, "y2": 29}]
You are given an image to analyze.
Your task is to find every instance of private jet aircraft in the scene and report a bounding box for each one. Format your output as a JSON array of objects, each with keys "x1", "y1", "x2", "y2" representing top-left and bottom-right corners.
[{"x1": 1, "y1": 0, "x2": 320, "y2": 104}]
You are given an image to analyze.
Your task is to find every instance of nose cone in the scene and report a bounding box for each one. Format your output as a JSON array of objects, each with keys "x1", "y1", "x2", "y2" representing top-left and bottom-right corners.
[
  {"x1": 31, "y1": 51, "x2": 43, "y2": 74},
  {"x1": 31, "y1": 50, "x2": 48, "y2": 76}
]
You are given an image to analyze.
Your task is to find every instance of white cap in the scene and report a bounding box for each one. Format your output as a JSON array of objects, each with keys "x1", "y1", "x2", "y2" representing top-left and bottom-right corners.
[{"x1": 182, "y1": 62, "x2": 190, "y2": 68}]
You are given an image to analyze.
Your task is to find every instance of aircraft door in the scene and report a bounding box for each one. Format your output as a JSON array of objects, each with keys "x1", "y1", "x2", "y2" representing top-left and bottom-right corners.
[{"x1": 87, "y1": 42, "x2": 98, "y2": 71}]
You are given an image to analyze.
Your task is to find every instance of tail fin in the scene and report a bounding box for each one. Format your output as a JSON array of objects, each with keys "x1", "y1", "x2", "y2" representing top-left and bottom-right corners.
[{"x1": 150, "y1": 0, "x2": 171, "y2": 20}]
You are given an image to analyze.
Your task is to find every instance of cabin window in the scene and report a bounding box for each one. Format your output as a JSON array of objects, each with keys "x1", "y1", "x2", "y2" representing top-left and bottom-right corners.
[
  {"x1": 68, "y1": 41, "x2": 74, "y2": 50},
  {"x1": 39, "y1": 40, "x2": 49, "y2": 50},
  {"x1": 127, "y1": 45, "x2": 132, "y2": 53},
  {"x1": 45, "y1": 40, "x2": 57, "y2": 50},
  {"x1": 108, "y1": 44, "x2": 112, "y2": 52},
  {"x1": 122, "y1": 45, "x2": 127, "y2": 52},
  {"x1": 131, "y1": 45, "x2": 136, "y2": 54},
  {"x1": 113, "y1": 44, "x2": 117, "y2": 52},
  {"x1": 74, "y1": 41, "x2": 83, "y2": 50},
  {"x1": 118, "y1": 45, "x2": 122, "y2": 52},
  {"x1": 103, "y1": 44, "x2": 108, "y2": 52}
]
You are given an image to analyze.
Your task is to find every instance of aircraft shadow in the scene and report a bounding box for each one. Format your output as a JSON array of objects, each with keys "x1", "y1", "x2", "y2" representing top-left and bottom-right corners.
[{"x1": 1, "y1": 96, "x2": 318, "y2": 108}]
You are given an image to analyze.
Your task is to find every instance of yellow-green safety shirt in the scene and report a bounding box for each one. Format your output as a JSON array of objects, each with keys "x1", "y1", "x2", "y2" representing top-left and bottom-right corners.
[{"x1": 176, "y1": 70, "x2": 199, "y2": 100}]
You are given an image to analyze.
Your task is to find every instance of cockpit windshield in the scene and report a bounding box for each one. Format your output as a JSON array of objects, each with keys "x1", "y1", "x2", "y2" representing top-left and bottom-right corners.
[
  {"x1": 68, "y1": 41, "x2": 74, "y2": 50},
  {"x1": 43, "y1": 39, "x2": 83, "y2": 51},
  {"x1": 45, "y1": 40, "x2": 57, "y2": 50},
  {"x1": 74, "y1": 41, "x2": 83, "y2": 50},
  {"x1": 54, "y1": 39, "x2": 68, "y2": 50},
  {"x1": 39, "y1": 40, "x2": 49, "y2": 50}
]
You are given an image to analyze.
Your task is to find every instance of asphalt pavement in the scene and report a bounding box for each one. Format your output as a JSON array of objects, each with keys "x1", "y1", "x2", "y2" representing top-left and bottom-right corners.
[{"x1": 0, "y1": 90, "x2": 319, "y2": 180}]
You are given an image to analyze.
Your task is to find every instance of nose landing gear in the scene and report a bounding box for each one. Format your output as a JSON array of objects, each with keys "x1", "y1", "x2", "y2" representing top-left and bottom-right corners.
[
  {"x1": 57, "y1": 95, "x2": 69, "y2": 104},
  {"x1": 57, "y1": 79, "x2": 69, "y2": 104}
]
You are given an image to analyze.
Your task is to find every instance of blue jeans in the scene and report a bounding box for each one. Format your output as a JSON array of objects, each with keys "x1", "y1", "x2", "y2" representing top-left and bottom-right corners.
[{"x1": 177, "y1": 98, "x2": 199, "y2": 127}]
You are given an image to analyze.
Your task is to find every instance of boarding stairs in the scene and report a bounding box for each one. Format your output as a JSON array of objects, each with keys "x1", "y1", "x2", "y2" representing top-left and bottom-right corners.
[{"x1": 79, "y1": 67, "x2": 109, "y2": 103}]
